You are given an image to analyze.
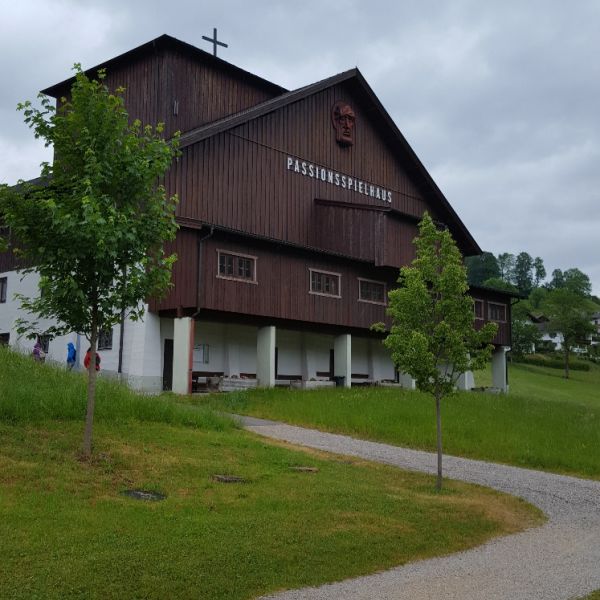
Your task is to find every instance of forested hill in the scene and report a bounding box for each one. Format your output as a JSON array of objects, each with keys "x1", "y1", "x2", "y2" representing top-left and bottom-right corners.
[{"x1": 465, "y1": 251, "x2": 599, "y2": 307}]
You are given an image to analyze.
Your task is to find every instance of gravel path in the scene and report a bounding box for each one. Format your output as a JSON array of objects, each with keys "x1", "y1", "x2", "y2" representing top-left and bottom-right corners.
[{"x1": 237, "y1": 415, "x2": 600, "y2": 600}]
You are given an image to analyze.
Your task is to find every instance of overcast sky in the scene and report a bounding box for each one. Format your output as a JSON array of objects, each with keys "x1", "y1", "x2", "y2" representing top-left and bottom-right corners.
[{"x1": 1, "y1": 0, "x2": 598, "y2": 294}]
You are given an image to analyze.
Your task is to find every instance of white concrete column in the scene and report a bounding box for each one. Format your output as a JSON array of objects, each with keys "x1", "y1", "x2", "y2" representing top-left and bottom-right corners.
[
  {"x1": 334, "y1": 333, "x2": 352, "y2": 388},
  {"x1": 491, "y1": 346, "x2": 509, "y2": 393},
  {"x1": 456, "y1": 370, "x2": 475, "y2": 391},
  {"x1": 173, "y1": 317, "x2": 194, "y2": 395},
  {"x1": 257, "y1": 326, "x2": 276, "y2": 388},
  {"x1": 123, "y1": 309, "x2": 163, "y2": 392}
]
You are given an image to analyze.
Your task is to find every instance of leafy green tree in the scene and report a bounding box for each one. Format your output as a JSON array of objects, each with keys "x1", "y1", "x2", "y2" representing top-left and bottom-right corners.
[
  {"x1": 0, "y1": 66, "x2": 179, "y2": 457},
  {"x1": 511, "y1": 301, "x2": 541, "y2": 359},
  {"x1": 528, "y1": 287, "x2": 547, "y2": 310},
  {"x1": 543, "y1": 289, "x2": 595, "y2": 378},
  {"x1": 533, "y1": 257, "x2": 546, "y2": 288},
  {"x1": 497, "y1": 252, "x2": 515, "y2": 283},
  {"x1": 514, "y1": 252, "x2": 534, "y2": 295},
  {"x1": 380, "y1": 214, "x2": 497, "y2": 490},
  {"x1": 562, "y1": 268, "x2": 592, "y2": 297},
  {"x1": 465, "y1": 251, "x2": 500, "y2": 286},
  {"x1": 548, "y1": 267, "x2": 592, "y2": 297},
  {"x1": 549, "y1": 268, "x2": 565, "y2": 290}
]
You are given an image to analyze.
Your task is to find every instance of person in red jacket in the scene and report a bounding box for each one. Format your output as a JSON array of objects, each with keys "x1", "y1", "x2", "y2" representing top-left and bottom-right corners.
[{"x1": 84, "y1": 347, "x2": 101, "y2": 371}]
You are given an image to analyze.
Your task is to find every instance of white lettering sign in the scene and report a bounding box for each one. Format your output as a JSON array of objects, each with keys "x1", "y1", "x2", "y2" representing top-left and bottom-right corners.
[{"x1": 286, "y1": 156, "x2": 392, "y2": 203}]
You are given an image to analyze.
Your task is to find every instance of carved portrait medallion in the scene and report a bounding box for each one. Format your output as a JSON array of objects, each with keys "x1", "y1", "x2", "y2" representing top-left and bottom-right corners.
[{"x1": 331, "y1": 101, "x2": 356, "y2": 147}]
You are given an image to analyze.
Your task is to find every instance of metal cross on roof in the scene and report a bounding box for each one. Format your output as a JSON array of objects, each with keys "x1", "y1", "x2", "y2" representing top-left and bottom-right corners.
[{"x1": 202, "y1": 27, "x2": 228, "y2": 57}]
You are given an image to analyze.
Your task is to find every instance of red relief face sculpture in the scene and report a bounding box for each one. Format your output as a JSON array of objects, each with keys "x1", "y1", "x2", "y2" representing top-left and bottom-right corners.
[{"x1": 331, "y1": 101, "x2": 356, "y2": 147}]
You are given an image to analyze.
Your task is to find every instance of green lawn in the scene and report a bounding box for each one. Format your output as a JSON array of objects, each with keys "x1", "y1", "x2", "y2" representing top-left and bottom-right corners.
[
  {"x1": 0, "y1": 347, "x2": 543, "y2": 599},
  {"x1": 580, "y1": 592, "x2": 600, "y2": 600},
  {"x1": 476, "y1": 359, "x2": 600, "y2": 409},
  {"x1": 202, "y1": 362, "x2": 600, "y2": 480}
]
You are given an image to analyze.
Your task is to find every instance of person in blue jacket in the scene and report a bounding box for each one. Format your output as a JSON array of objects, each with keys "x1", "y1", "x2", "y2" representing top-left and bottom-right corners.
[{"x1": 66, "y1": 342, "x2": 77, "y2": 370}]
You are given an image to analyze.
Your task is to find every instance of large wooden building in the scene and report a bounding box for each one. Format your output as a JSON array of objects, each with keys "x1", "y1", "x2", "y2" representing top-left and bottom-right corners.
[{"x1": 0, "y1": 35, "x2": 512, "y2": 393}]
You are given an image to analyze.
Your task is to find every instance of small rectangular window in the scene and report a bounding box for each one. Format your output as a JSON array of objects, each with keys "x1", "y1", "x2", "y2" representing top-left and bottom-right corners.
[
  {"x1": 488, "y1": 302, "x2": 507, "y2": 322},
  {"x1": 474, "y1": 299, "x2": 484, "y2": 319},
  {"x1": 217, "y1": 250, "x2": 257, "y2": 283},
  {"x1": 0, "y1": 277, "x2": 6, "y2": 303},
  {"x1": 309, "y1": 269, "x2": 341, "y2": 298},
  {"x1": 358, "y1": 278, "x2": 386, "y2": 305},
  {"x1": 98, "y1": 328, "x2": 113, "y2": 350}
]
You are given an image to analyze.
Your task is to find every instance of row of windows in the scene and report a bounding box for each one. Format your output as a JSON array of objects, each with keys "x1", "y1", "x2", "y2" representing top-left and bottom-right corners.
[
  {"x1": 0, "y1": 277, "x2": 6, "y2": 304},
  {"x1": 217, "y1": 251, "x2": 511, "y2": 318},
  {"x1": 217, "y1": 250, "x2": 387, "y2": 304},
  {"x1": 474, "y1": 299, "x2": 507, "y2": 323}
]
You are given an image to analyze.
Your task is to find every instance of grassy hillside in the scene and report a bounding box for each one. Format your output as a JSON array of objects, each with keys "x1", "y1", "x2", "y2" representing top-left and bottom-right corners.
[
  {"x1": 203, "y1": 362, "x2": 600, "y2": 480},
  {"x1": 475, "y1": 360, "x2": 600, "y2": 409},
  {"x1": 0, "y1": 347, "x2": 543, "y2": 599}
]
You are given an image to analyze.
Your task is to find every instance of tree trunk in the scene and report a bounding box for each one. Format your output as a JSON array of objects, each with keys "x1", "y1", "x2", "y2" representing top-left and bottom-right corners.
[
  {"x1": 82, "y1": 312, "x2": 98, "y2": 458},
  {"x1": 564, "y1": 346, "x2": 570, "y2": 379},
  {"x1": 435, "y1": 393, "x2": 443, "y2": 491}
]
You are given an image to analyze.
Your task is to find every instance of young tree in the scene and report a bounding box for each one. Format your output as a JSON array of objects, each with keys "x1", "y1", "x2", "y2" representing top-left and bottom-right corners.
[
  {"x1": 380, "y1": 214, "x2": 497, "y2": 490},
  {"x1": 543, "y1": 289, "x2": 594, "y2": 378},
  {"x1": 0, "y1": 67, "x2": 179, "y2": 457},
  {"x1": 511, "y1": 301, "x2": 542, "y2": 359}
]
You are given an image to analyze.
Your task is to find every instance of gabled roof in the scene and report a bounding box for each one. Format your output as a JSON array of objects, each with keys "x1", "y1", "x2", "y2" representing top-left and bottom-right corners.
[
  {"x1": 39, "y1": 35, "x2": 481, "y2": 256},
  {"x1": 41, "y1": 34, "x2": 287, "y2": 98},
  {"x1": 178, "y1": 67, "x2": 482, "y2": 256}
]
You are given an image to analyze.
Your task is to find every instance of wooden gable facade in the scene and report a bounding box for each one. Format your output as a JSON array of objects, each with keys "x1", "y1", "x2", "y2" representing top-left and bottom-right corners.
[{"x1": 20, "y1": 35, "x2": 511, "y2": 347}]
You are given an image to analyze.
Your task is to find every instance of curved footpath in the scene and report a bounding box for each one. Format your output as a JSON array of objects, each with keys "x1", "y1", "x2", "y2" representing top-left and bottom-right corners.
[{"x1": 237, "y1": 416, "x2": 600, "y2": 600}]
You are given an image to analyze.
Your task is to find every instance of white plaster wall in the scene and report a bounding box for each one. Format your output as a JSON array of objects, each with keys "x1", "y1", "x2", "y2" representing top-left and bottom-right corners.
[
  {"x1": 236, "y1": 325, "x2": 258, "y2": 375},
  {"x1": 351, "y1": 337, "x2": 369, "y2": 376},
  {"x1": 306, "y1": 332, "x2": 334, "y2": 377},
  {"x1": 371, "y1": 339, "x2": 396, "y2": 381},
  {"x1": 276, "y1": 329, "x2": 302, "y2": 377},
  {"x1": 194, "y1": 321, "x2": 226, "y2": 372},
  {"x1": 0, "y1": 270, "x2": 83, "y2": 366}
]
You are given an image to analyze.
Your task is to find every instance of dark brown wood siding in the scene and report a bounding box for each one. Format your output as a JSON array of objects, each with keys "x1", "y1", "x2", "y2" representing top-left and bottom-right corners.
[
  {"x1": 153, "y1": 231, "x2": 509, "y2": 342},
  {"x1": 164, "y1": 49, "x2": 278, "y2": 138},
  {"x1": 169, "y1": 81, "x2": 450, "y2": 269},
  {"x1": 50, "y1": 48, "x2": 279, "y2": 139},
  {"x1": 471, "y1": 289, "x2": 512, "y2": 346},
  {"x1": 198, "y1": 235, "x2": 394, "y2": 330},
  {"x1": 0, "y1": 249, "x2": 20, "y2": 273},
  {"x1": 149, "y1": 228, "x2": 198, "y2": 313}
]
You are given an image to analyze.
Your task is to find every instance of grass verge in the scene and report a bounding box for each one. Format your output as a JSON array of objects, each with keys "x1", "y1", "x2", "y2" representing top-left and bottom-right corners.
[
  {"x1": 200, "y1": 363, "x2": 600, "y2": 480},
  {"x1": 0, "y1": 421, "x2": 543, "y2": 599},
  {"x1": 0, "y1": 346, "x2": 544, "y2": 598}
]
